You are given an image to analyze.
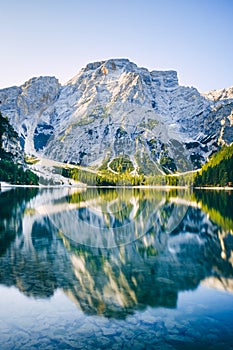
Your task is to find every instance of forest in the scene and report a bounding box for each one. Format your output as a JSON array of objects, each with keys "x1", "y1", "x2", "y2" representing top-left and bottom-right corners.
[
  {"x1": 62, "y1": 144, "x2": 233, "y2": 188},
  {"x1": 194, "y1": 143, "x2": 233, "y2": 187},
  {"x1": 0, "y1": 111, "x2": 39, "y2": 185},
  {"x1": 61, "y1": 164, "x2": 194, "y2": 187}
]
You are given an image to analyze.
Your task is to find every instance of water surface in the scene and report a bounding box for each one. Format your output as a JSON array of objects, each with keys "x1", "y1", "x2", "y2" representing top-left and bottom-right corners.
[{"x1": 0, "y1": 187, "x2": 233, "y2": 349}]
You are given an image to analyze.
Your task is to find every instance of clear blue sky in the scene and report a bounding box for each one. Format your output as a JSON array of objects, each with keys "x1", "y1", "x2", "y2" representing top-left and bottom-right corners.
[{"x1": 0, "y1": 0, "x2": 232, "y2": 92}]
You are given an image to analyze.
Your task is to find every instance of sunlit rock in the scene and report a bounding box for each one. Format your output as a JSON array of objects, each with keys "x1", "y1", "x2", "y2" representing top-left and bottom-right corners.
[{"x1": 0, "y1": 59, "x2": 232, "y2": 175}]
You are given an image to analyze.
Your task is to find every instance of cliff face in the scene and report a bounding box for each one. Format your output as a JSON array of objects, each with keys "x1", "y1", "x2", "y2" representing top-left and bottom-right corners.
[
  {"x1": 0, "y1": 111, "x2": 23, "y2": 163},
  {"x1": 0, "y1": 59, "x2": 233, "y2": 174}
]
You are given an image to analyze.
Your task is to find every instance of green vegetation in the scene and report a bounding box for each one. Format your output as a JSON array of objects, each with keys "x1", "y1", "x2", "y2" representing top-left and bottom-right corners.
[
  {"x1": 62, "y1": 167, "x2": 97, "y2": 185},
  {"x1": 160, "y1": 155, "x2": 177, "y2": 173},
  {"x1": 135, "y1": 150, "x2": 160, "y2": 175},
  {"x1": 0, "y1": 112, "x2": 18, "y2": 161},
  {"x1": 0, "y1": 111, "x2": 39, "y2": 185},
  {"x1": 139, "y1": 118, "x2": 158, "y2": 130},
  {"x1": 62, "y1": 164, "x2": 194, "y2": 187},
  {"x1": 75, "y1": 116, "x2": 95, "y2": 126},
  {"x1": 0, "y1": 160, "x2": 39, "y2": 185},
  {"x1": 138, "y1": 245, "x2": 157, "y2": 258},
  {"x1": 194, "y1": 189, "x2": 233, "y2": 231},
  {"x1": 0, "y1": 187, "x2": 39, "y2": 256},
  {"x1": 60, "y1": 143, "x2": 232, "y2": 188},
  {"x1": 109, "y1": 156, "x2": 134, "y2": 173},
  {"x1": 194, "y1": 144, "x2": 233, "y2": 187},
  {"x1": 98, "y1": 153, "x2": 111, "y2": 171},
  {"x1": 147, "y1": 138, "x2": 157, "y2": 161}
]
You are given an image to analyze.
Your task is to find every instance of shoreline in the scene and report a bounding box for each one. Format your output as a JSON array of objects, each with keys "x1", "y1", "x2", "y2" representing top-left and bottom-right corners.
[
  {"x1": 1, "y1": 182, "x2": 233, "y2": 191},
  {"x1": 193, "y1": 186, "x2": 233, "y2": 191}
]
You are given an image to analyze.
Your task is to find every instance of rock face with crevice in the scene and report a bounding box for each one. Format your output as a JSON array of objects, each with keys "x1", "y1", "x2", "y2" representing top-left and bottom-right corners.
[{"x1": 0, "y1": 59, "x2": 233, "y2": 174}]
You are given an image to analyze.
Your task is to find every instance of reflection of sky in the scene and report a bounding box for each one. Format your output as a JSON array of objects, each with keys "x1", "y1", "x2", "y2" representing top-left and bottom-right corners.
[
  {"x1": 1, "y1": 284, "x2": 233, "y2": 319},
  {"x1": 0, "y1": 286, "x2": 82, "y2": 327},
  {"x1": 1, "y1": 284, "x2": 233, "y2": 349},
  {"x1": 178, "y1": 286, "x2": 233, "y2": 315}
]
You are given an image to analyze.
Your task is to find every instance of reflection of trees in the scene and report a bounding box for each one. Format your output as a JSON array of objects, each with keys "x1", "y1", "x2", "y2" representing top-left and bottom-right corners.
[
  {"x1": 194, "y1": 189, "x2": 233, "y2": 231},
  {"x1": 0, "y1": 188, "x2": 233, "y2": 319},
  {"x1": 0, "y1": 188, "x2": 38, "y2": 256}
]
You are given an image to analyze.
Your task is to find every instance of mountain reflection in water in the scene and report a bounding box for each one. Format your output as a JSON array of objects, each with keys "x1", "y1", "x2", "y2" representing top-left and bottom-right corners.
[{"x1": 0, "y1": 187, "x2": 233, "y2": 319}]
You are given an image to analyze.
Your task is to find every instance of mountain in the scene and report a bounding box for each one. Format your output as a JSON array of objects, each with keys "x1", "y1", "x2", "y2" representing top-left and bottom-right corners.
[
  {"x1": 0, "y1": 111, "x2": 22, "y2": 162},
  {"x1": 0, "y1": 59, "x2": 233, "y2": 179},
  {"x1": 0, "y1": 111, "x2": 39, "y2": 184}
]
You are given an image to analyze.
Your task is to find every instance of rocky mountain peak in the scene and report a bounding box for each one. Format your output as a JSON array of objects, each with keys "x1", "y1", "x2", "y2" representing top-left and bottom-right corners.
[
  {"x1": 83, "y1": 58, "x2": 132, "y2": 72},
  {"x1": 20, "y1": 76, "x2": 60, "y2": 111},
  {"x1": 203, "y1": 86, "x2": 233, "y2": 101},
  {"x1": 69, "y1": 58, "x2": 179, "y2": 92},
  {"x1": 0, "y1": 59, "x2": 232, "y2": 177}
]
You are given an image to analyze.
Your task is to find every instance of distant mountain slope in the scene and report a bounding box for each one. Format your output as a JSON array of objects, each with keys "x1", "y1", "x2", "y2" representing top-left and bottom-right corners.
[
  {"x1": 203, "y1": 86, "x2": 233, "y2": 101},
  {"x1": 0, "y1": 59, "x2": 233, "y2": 177},
  {"x1": 194, "y1": 143, "x2": 233, "y2": 187},
  {"x1": 0, "y1": 111, "x2": 39, "y2": 184},
  {"x1": 0, "y1": 111, "x2": 22, "y2": 162}
]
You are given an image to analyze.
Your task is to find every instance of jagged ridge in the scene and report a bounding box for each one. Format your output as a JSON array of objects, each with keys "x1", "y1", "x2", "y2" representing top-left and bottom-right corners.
[{"x1": 0, "y1": 59, "x2": 233, "y2": 178}]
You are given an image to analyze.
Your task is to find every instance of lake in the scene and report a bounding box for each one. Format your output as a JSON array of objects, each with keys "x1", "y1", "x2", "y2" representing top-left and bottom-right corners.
[{"x1": 0, "y1": 187, "x2": 233, "y2": 349}]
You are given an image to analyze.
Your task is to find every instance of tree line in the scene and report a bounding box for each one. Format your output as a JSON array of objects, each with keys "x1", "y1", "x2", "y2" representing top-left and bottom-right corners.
[
  {"x1": 62, "y1": 167, "x2": 194, "y2": 187},
  {"x1": 194, "y1": 144, "x2": 233, "y2": 187}
]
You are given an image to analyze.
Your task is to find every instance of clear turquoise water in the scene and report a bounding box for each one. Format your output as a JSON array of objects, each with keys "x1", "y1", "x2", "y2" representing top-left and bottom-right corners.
[{"x1": 0, "y1": 187, "x2": 233, "y2": 349}]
